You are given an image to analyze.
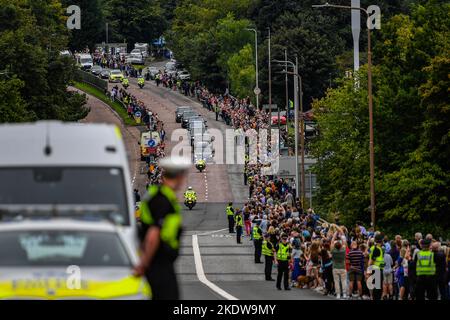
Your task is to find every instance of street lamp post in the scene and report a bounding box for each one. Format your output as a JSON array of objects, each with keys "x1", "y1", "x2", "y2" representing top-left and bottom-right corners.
[
  {"x1": 273, "y1": 58, "x2": 305, "y2": 203},
  {"x1": 312, "y1": 2, "x2": 376, "y2": 227},
  {"x1": 246, "y1": 28, "x2": 260, "y2": 109}
]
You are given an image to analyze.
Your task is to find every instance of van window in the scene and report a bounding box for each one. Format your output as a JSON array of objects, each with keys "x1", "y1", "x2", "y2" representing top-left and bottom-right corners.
[{"x1": 0, "y1": 168, "x2": 129, "y2": 225}]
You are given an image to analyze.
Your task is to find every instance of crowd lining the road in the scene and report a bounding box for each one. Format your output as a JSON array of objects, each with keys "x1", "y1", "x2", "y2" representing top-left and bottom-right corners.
[
  {"x1": 149, "y1": 65, "x2": 449, "y2": 301},
  {"x1": 85, "y1": 55, "x2": 449, "y2": 300}
]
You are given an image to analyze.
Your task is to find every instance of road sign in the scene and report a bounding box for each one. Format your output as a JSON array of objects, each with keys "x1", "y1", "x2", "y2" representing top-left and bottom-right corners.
[
  {"x1": 254, "y1": 87, "x2": 261, "y2": 95},
  {"x1": 148, "y1": 139, "x2": 156, "y2": 147}
]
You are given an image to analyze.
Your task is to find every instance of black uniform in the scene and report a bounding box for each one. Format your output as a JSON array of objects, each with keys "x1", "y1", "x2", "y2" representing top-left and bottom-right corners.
[{"x1": 139, "y1": 188, "x2": 182, "y2": 300}]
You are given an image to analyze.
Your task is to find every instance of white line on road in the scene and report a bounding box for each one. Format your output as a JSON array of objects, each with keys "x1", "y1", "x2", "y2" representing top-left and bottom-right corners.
[{"x1": 192, "y1": 233, "x2": 238, "y2": 300}]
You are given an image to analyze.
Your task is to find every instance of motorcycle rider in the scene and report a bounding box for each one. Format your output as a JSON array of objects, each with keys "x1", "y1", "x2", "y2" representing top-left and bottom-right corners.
[
  {"x1": 138, "y1": 77, "x2": 145, "y2": 88},
  {"x1": 122, "y1": 77, "x2": 129, "y2": 88},
  {"x1": 184, "y1": 186, "x2": 197, "y2": 203},
  {"x1": 195, "y1": 158, "x2": 206, "y2": 171}
]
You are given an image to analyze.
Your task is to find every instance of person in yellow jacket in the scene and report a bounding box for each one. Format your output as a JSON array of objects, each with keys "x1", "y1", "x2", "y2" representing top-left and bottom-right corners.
[
  {"x1": 262, "y1": 233, "x2": 276, "y2": 281},
  {"x1": 275, "y1": 234, "x2": 292, "y2": 290},
  {"x1": 234, "y1": 210, "x2": 244, "y2": 244},
  {"x1": 133, "y1": 156, "x2": 190, "y2": 300},
  {"x1": 252, "y1": 220, "x2": 263, "y2": 264},
  {"x1": 414, "y1": 238, "x2": 438, "y2": 300}
]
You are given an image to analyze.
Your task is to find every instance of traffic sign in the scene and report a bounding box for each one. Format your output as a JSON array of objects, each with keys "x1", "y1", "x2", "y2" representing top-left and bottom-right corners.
[
  {"x1": 254, "y1": 87, "x2": 261, "y2": 95},
  {"x1": 148, "y1": 139, "x2": 156, "y2": 147}
]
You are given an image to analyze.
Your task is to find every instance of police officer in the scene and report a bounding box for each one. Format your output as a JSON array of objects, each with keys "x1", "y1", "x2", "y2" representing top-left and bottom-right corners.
[
  {"x1": 414, "y1": 238, "x2": 438, "y2": 300},
  {"x1": 252, "y1": 220, "x2": 263, "y2": 264},
  {"x1": 275, "y1": 234, "x2": 291, "y2": 290},
  {"x1": 134, "y1": 156, "x2": 190, "y2": 300},
  {"x1": 234, "y1": 210, "x2": 243, "y2": 244},
  {"x1": 262, "y1": 233, "x2": 275, "y2": 281},
  {"x1": 368, "y1": 234, "x2": 385, "y2": 300},
  {"x1": 226, "y1": 203, "x2": 235, "y2": 233}
]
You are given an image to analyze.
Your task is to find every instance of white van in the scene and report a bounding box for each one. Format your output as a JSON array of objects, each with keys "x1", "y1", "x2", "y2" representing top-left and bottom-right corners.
[
  {"x1": 78, "y1": 53, "x2": 93, "y2": 70},
  {"x1": 0, "y1": 121, "x2": 137, "y2": 245},
  {"x1": 134, "y1": 43, "x2": 148, "y2": 58}
]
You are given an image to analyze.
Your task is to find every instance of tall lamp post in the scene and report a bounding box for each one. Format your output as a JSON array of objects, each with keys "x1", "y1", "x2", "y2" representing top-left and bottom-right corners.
[
  {"x1": 246, "y1": 28, "x2": 260, "y2": 109},
  {"x1": 273, "y1": 58, "x2": 305, "y2": 204},
  {"x1": 312, "y1": 2, "x2": 376, "y2": 227}
]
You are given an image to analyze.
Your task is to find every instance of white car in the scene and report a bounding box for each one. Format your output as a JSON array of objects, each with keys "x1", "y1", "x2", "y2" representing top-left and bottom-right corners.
[
  {"x1": 0, "y1": 219, "x2": 150, "y2": 300},
  {"x1": 177, "y1": 70, "x2": 191, "y2": 81},
  {"x1": 126, "y1": 54, "x2": 144, "y2": 65}
]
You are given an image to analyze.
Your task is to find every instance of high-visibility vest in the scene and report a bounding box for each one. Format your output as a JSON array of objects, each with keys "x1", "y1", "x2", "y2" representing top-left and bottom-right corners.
[
  {"x1": 262, "y1": 240, "x2": 273, "y2": 257},
  {"x1": 416, "y1": 250, "x2": 436, "y2": 276},
  {"x1": 369, "y1": 246, "x2": 385, "y2": 269},
  {"x1": 140, "y1": 185, "x2": 182, "y2": 250},
  {"x1": 277, "y1": 243, "x2": 290, "y2": 261},
  {"x1": 226, "y1": 206, "x2": 234, "y2": 216},
  {"x1": 252, "y1": 226, "x2": 262, "y2": 240},
  {"x1": 235, "y1": 215, "x2": 243, "y2": 227}
]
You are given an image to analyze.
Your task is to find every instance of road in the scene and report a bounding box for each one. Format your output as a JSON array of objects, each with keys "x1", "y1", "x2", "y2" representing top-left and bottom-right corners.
[{"x1": 78, "y1": 68, "x2": 328, "y2": 300}]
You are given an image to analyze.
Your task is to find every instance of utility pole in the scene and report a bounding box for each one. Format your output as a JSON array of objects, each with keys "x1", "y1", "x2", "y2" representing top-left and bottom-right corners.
[
  {"x1": 294, "y1": 57, "x2": 300, "y2": 201},
  {"x1": 312, "y1": 2, "x2": 377, "y2": 227},
  {"x1": 285, "y1": 49, "x2": 289, "y2": 134},
  {"x1": 106, "y1": 23, "x2": 109, "y2": 45},
  {"x1": 246, "y1": 28, "x2": 260, "y2": 109}
]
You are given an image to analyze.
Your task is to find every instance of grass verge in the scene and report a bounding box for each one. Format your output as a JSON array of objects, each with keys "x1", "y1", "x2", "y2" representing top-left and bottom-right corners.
[{"x1": 74, "y1": 81, "x2": 136, "y2": 126}]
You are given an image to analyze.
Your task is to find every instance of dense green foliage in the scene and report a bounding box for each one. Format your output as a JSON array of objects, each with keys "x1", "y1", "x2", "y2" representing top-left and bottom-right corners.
[
  {"x1": 104, "y1": 0, "x2": 168, "y2": 50},
  {"x1": 0, "y1": 0, "x2": 87, "y2": 123},
  {"x1": 62, "y1": 0, "x2": 104, "y2": 52},
  {"x1": 311, "y1": 0, "x2": 450, "y2": 237}
]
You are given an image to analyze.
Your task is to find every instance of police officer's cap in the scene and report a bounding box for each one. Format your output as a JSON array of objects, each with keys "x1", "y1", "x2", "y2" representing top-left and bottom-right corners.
[
  {"x1": 160, "y1": 156, "x2": 191, "y2": 177},
  {"x1": 421, "y1": 238, "x2": 431, "y2": 247}
]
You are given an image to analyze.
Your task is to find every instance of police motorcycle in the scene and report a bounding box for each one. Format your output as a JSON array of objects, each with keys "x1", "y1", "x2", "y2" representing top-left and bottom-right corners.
[
  {"x1": 195, "y1": 159, "x2": 206, "y2": 173},
  {"x1": 184, "y1": 187, "x2": 197, "y2": 210},
  {"x1": 138, "y1": 77, "x2": 145, "y2": 89},
  {"x1": 122, "y1": 78, "x2": 130, "y2": 89}
]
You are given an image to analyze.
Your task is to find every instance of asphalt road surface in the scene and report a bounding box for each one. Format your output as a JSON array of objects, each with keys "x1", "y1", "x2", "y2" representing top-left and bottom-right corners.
[{"x1": 78, "y1": 69, "x2": 329, "y2": 300}]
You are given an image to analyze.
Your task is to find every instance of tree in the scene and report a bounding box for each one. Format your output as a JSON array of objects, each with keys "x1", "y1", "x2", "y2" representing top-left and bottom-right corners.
[
  {"x1": 0, "y1": 0, "x2": 87, "y2": 123},
  {"x1": 105, "y1": 0, "x2": 167, "y2": 49},
  {"x1": 61, "y1": 0, "x2": 104, "y2": 52},
  {"x1": 0, "y1": 78, "x2": 29, "y2": 122},
  {"x1": 227, "y1": 44, "x2": 255, "y2": 98},
  {"x1": 310, "y1": 0, "x2": 450, "y2": 237}
]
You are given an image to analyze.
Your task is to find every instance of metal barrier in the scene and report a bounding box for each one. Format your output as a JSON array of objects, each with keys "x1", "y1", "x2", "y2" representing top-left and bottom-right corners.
[{"x1": 75, "y1": 69, "x2": 108, "y2": 92}]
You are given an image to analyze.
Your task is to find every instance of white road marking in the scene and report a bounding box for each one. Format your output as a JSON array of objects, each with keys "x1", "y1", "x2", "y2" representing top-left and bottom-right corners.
[{"x1": 192, "y1": 233, "x2": 238, "y2": 300}]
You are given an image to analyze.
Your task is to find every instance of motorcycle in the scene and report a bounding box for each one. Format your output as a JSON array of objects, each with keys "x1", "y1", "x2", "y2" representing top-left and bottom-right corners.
[
  {"x1": 184, "y1": 194, "x2": 196, "y2": 210},
  {"x1": 195, "y1": 160, "x2": 206, "y2": 173},
  {"x1": 138, "y1": 78, "x2": 145, "y2": 89},
  {"x1": 122, "y1": 80, "x2": 129, "y2": 89}
]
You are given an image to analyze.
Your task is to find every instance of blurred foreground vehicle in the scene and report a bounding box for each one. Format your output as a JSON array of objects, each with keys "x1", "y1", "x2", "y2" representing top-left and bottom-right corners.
[
  {"x1": 0, "y1": 219, "x2": 150, "y2": 300},
  {"x1": 0, "y1": 121, "x2": 138, "y2": 245}
]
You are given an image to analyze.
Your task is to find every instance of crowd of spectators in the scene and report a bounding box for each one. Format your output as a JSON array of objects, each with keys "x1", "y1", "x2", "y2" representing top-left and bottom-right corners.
[{"x1": 241, "y1": 166, "x2": 449, "y2": 300}]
